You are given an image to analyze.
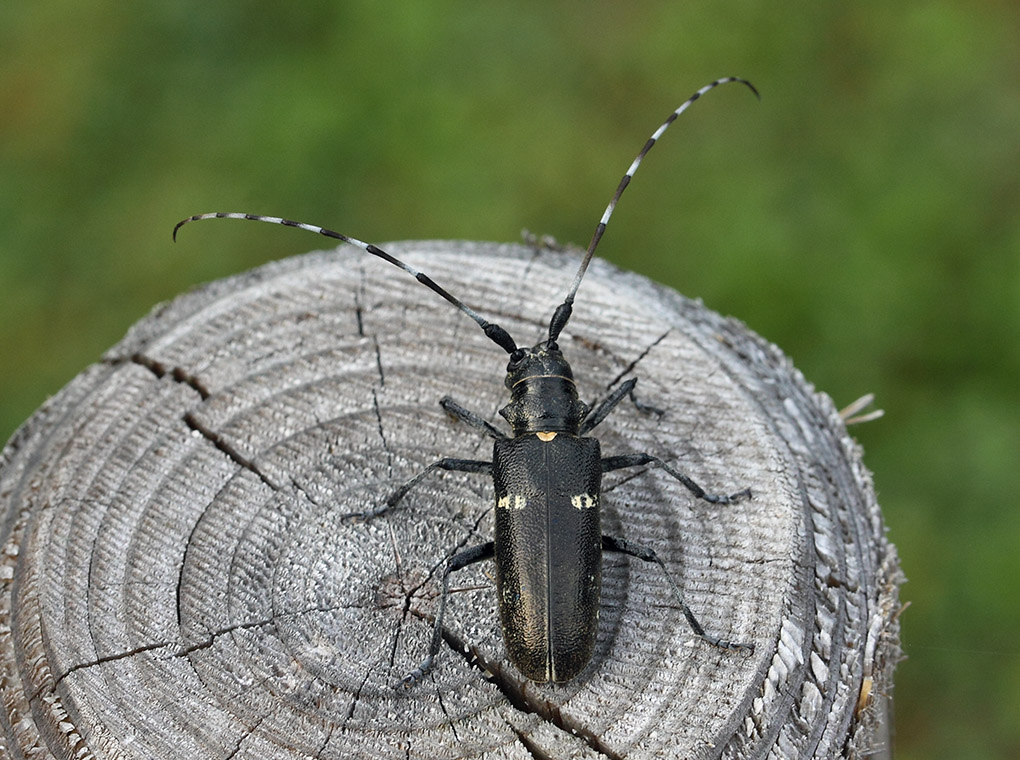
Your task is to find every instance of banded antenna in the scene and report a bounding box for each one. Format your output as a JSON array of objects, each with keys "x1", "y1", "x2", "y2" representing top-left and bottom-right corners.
[
  {"x1": 173, "y1": 76, "x2": 758, "y2": 354},
  {"x1": 173, "y1": 213, "x2": 519, "y2": 355},
  {"x1": 547, "y1": 76, "x2": 759, "y2": 344}
]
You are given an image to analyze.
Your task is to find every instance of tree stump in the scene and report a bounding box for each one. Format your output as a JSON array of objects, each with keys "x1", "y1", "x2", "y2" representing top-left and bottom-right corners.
[{"x1": 0, "y1": 241, "x2": 901, "y2": 759}]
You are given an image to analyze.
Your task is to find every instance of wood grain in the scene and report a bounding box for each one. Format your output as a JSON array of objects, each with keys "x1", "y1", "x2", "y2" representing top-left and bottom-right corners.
[{"x1": 0, "y1": 241, "x2": 901, "y2": 759}]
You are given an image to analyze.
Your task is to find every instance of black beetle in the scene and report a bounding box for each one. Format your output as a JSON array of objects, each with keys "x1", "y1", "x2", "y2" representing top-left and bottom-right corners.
[{"x1": 175, "y1": 76, "x2": 759, "y2": 686}]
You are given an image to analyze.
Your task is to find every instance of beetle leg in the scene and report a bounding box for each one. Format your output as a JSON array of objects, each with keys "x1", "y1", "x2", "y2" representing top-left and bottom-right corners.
[
  {"x1": 397, "y1": 541, "x2": 495, "y2": 689},
  {"x1": 440, "y1": 396, "x2": 508, "y2": 439},
  {"x1": 581, "y1": 378, "x2": 636, "y2": 434},
  {"x1": 602, "y1": 535, "x2": 754, "y2": 653},
  {"x1": 341, "y1": 458, "x2": 492, "y2": 521},
  {"x1": 601, "y1": 453, "x2": 751, "y2": 504},
  {"x1": 580, "y1": 378, "x2": 663, "y2": 435}
]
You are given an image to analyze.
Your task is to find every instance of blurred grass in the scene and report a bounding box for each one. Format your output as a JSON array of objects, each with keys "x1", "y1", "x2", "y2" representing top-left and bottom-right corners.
[{"x1": 2, "y1": 1, "x2": 1018, "y2": 756}]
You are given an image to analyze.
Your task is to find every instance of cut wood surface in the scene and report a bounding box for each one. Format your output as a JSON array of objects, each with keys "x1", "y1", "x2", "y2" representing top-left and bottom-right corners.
[{"x1": 0, "y1": 241, "x2": 901, "y2": 759}]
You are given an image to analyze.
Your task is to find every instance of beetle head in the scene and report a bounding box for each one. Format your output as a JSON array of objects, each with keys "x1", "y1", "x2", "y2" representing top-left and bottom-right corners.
[
  {"x1": 504, "y1": 340, "x2": 573, "y2": 390},
  {"x1": 500, "y1": 340, "x2": 587, "y2": 434}
]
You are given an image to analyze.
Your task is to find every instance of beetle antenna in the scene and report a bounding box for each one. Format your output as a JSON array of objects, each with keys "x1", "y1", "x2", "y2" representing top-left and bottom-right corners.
[
  {"x1": 173, "y1": 213, "x2": 519, "y2": 355},
  {"x1": 547, "y1": 76, "x2": 760, "y2": 344}
]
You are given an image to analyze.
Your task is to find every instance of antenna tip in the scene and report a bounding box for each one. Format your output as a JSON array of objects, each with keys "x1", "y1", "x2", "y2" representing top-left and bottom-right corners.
[
  {"x1": 737, "y1": 78, "x2": 761, "y2": 101},
  {"x1": 172, "y1": 217, "x2": 192, "y2": 242}
]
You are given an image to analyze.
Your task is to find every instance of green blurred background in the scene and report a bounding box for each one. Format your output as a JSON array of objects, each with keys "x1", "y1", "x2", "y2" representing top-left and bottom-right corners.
[{"x1": 2, "y1": 1, "x2": 1017, "y2": 756}]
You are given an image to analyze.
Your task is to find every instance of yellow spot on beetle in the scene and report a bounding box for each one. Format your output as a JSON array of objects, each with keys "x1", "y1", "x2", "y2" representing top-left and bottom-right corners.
[{"x1": 536, "y1": 431, "x2": 557, "y2": 442}]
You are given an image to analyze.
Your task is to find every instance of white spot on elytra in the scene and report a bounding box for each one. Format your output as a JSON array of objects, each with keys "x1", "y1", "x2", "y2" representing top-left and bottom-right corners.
[
  {"x1": 498, "y1": 494, "x2": 527, "y2": 510},
  {"x1": 570, "y1": 494, "x2": 598, "y2": 510}
]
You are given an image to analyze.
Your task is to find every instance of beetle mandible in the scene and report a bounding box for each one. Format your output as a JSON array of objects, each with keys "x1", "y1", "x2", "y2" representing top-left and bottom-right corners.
[{"x1": 174, "y1": 76, "x2": 760, "y2": 686}]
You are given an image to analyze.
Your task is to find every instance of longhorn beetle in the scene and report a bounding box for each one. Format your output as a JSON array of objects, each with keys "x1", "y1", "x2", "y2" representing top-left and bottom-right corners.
[{"x1": 175, "y1": 76, "x2": 760, "y2": 686}]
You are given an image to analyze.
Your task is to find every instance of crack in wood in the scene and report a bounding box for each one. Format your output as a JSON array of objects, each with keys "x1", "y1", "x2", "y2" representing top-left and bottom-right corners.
[
  {"x1": 290, "y1": 475, "x2": 327, "y2": 510},
  {"x1": 178, "y1": 616, "x2": 280, "y2": 656},
  {"x1": 354, "y1": 292, "x2": 365, "y2": 338},
  {"x1": 182, "y1": 412, "x2": 280, "y2": 490},
  {"x1": 224, "y1": 713, "x2": 265, "y2": 760},
  {"x1": 372, "y1": 338, "x2": 386, "y2": 387},
  {"x1": 124, "y1": 352, "x2": 289, "y2": 494},
  {"x1": 124, "y1": 352, "x2": 211, "y2": 400},
  {"x1": 370, "y1": 389, "x2": 390, "y2": 456},
  {"x1": 440, "y1": 631, "x2": 625, "y2": 760},
  {"x1": 435, "y1": 687, "x2": 460, "y2": 743},
  {"x1": 403, "y1": 535, "x2": 629, "y2": 760},
  {"x1": 343, "y1": 668, "x2": 373, "y2": 726},
  {"x1": 55, "y1": 641, "x2": 175, "y2": 685},
  {"x1": 314, "y1": 724, "x2": 336, "y2": 759},
  {"x1": 55, "y1": 612, "x2": 308, "y2": 687},
  {"x1": 507, "y1": 722, "x2": 554, "y2": 760},
  {"x1": 605, "y1": 330, "x2": 671, "y2": 391}
]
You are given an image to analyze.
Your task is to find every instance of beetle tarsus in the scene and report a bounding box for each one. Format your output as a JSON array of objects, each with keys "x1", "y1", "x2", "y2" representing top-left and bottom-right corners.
[
  {"x1": 338, "y1": 503, "x2": 391, "y2": 523},
  {"x1": 702, "y1": 487, "x2": 753, "y2": 505},
  {"x1": 395, "y1": 662, "x2": 431, "y2": 690},
  {"x1": 630, "y1": 394, "x2": 665, "y2": 418},
  {"x1": 700, "y1": 631, "x2": 755, "y2": 653}
]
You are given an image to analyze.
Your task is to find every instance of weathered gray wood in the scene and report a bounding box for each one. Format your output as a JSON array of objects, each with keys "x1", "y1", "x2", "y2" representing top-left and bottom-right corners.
[{"x1": 0, "y1": 241, "x2": 901, "y2": 759}]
